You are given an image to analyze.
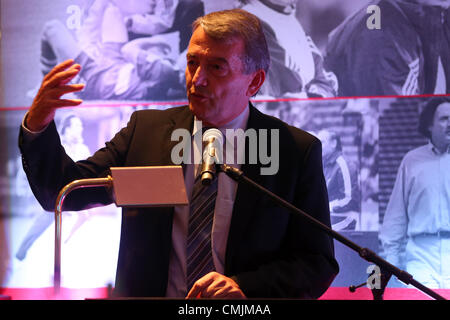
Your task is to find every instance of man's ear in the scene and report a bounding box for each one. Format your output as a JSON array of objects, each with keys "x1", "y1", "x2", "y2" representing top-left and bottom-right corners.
[{"x1": 247, "y1": 69, "x2": 266, "y2": 97}]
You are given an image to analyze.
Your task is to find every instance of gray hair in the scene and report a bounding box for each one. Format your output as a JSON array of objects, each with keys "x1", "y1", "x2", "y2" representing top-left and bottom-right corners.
[{"x1": 192, "y1": 8, "x2": 270, "y2": 75}]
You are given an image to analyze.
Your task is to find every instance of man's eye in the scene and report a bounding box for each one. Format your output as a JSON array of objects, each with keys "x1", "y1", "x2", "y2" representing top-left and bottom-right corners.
[
  {"x1": 210, "y1": 64, "x2": 227, "y2": 75},
  {"x1": 187, "y1": 59, "x2": 198, "y2": 66}
]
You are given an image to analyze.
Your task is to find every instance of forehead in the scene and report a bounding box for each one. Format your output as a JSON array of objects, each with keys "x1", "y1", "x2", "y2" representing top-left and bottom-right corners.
[{"x1": 187, "y1": 27, "x2": 245, "y2": 62}]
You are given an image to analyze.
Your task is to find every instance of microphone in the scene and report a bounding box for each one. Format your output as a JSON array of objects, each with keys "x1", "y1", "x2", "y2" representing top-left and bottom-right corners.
[{"x1": 201, "y1": 128, "x2": 223, "y2": 185}]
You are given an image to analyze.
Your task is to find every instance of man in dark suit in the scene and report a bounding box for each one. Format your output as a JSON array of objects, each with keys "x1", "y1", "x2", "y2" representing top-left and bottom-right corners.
[{"x1": 19, "y1": 9, "x2": 338, "y2": 298}]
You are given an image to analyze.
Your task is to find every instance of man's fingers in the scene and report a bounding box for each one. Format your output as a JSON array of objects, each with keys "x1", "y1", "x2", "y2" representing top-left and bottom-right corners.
[
  {"x1": 59, "y1": 65, "x2": 82, "y2": 86},
  {"x1": 35, "y1": 98, "x2": 84, "y2": 111},
  {"x1": 207, "y1": 286, "x2": 227, "y2": 298},
  {"x1": 185, "y1": 272, "x2": 246, "y2": 299},
  {"x1": 34, "y1": 84, "x2": 84, "y2": 104},
  {"x1": 207, "y1": 286, "x2": 241, "y2": 299},
  {"x1": 50, "y1": 98, "x2": 83, "y2": 108},
  {"x1": 44, "y1": 59, "x2": 76, "y2": 80},
  {"x1": 56, "y1": 83, "x2": 85, "y2": 96},
  {"x1": 201, "y1": 281, "x2": 223, "y2": 298},
  {"x1": 186, "y1": 282, "x2": 206, "y2": 299},
  {"x1": 186, "y1": 275, "x2": 215, "y2": 298},
  {"x1": 201, "y1": 282, "x2": 245, "y2": 299},
  {"x1": 46, "y1": 65, "x2": 81, "y2": 88}
]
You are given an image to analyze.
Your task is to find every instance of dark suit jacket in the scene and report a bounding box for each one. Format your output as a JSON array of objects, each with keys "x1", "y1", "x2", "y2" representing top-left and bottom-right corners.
[{"x1": 19, "y1": 104, "x2": 338, "y2": 298}]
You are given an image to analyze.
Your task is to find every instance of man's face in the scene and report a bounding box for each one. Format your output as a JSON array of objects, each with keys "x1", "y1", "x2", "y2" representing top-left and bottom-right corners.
[
  {"x1": 185, "y1": 27, "x2": 259, "y2": 127},
  {"x1": 429, "y1": 102, "x2": 450, "y2": 150}
]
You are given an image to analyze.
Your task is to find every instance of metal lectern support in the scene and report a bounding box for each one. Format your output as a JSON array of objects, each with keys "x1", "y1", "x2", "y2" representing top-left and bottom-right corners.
[
  {"x1": 53, "y1": 176, "x2": 113, "y2": 296},
  {"x1": 51, "y1": 166, "x2": 187, "y2": 296}
]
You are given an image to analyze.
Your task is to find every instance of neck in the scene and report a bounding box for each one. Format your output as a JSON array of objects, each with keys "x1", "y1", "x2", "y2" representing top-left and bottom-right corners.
[
  {"x1": 432, "y1": 140, "x2": 450, "y2": 154},
  {"x1": 201, "y1": 104, "x2": 249, "y2": 129}
]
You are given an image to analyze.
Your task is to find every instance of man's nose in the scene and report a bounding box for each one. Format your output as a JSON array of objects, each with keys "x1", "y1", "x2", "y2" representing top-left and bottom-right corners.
[{"x1": 192, "y1": 65, "x2": 207, "y2": 87}]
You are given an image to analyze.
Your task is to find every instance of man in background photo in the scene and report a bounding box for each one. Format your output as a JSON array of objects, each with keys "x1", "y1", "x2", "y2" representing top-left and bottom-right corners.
[
  {"x1": 380, "y1": 97, "x2": 450, "y2": 288},
  {"x1": 325, "y1": 0, "x2": 450, "y2": 97}
]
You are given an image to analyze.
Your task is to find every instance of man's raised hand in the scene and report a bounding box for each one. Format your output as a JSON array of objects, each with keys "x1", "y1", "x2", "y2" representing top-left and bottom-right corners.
[{"x1": 26, "y1": 59, "x2": 85, "y2": 132}]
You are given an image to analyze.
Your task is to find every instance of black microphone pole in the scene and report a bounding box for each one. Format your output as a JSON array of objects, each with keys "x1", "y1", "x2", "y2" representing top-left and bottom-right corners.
[{"x1": 217, "y1": 164, "x2": 446, "y2": 301}]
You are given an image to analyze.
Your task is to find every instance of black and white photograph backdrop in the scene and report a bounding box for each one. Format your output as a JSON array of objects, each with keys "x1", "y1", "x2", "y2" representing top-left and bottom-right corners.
[{"x1": 1, "y1": 0, "x2": 449, "y2": 297}]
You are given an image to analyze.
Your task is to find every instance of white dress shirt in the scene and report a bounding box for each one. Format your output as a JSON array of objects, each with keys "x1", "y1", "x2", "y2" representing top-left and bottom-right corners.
[{"x1": 166, "y1": 106, "x2": 249, "y2": 297}]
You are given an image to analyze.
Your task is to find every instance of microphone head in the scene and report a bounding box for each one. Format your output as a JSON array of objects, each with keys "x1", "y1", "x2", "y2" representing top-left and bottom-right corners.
[
  {"x1": 201, "y1": 128, "x2": 223, "y2": 185},
  {"x1": 202, "y1": 128, "x2": 223, "y2": 145},
  {"x1": 202, "y1": 128, "x2": 223, "y2": 163}
]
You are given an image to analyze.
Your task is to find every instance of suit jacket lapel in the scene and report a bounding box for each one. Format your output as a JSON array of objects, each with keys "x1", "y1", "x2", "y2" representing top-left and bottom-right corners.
[{"x1": 160, "y1": 106, "x2": 195, "y2": 165}]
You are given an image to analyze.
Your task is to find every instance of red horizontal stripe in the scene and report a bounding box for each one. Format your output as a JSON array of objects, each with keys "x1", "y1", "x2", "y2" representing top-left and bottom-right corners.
[
  {"x1": 319, "y1": 287, "x2": 450, "y2": 300},
  {"x1": 1, "y1": 93, "x2": 450, "y2": 112},
  {"x1": 1, "y1": 286, "x2": 449, "y2": 300},
  {"x1": 0, "y1": 287, "x2": 110, "y2": 300}
]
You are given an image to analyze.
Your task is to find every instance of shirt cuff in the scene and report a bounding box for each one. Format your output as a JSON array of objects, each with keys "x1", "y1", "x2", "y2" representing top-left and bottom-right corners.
[{"x1": 21, "y1": 112, "x2": 49, "y2": 141}]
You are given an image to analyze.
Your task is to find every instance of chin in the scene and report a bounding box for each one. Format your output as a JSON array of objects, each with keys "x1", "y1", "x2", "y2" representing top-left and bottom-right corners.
[
  {"x1": 189, "y1": 105, "x2": 215, "y2": 125},
  {"x1": 197, "y1": 116, "x2": 217, "y2": 127}
]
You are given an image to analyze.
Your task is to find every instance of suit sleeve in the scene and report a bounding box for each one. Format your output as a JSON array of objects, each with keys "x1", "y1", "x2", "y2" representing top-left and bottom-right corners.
[
  {"x1": 233, "y1": 137, "x2": 339, "y2": 299},
  {"x1": 18, "y1": 111, "x2": 138, "y2": 212}
]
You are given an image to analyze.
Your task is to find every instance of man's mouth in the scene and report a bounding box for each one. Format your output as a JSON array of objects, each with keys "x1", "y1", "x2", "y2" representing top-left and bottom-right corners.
[{"x1": 190, "y1": 92, "x2": 209, "y2": 100}]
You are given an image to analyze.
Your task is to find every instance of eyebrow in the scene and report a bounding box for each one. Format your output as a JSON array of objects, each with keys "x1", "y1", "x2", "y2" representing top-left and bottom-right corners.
[{"x1": 186, "y1": 53, "x2": 229, "y2": 65}]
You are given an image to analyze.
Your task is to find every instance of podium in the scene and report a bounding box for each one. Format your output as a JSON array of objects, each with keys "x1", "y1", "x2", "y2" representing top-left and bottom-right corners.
[{"x1": 52, "y1": 166, "x2": 188, "y2": 295}]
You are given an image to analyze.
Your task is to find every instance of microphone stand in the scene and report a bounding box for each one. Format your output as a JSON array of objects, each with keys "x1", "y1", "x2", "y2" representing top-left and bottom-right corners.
[
  {"x1": 217, "y1": 164, "x2": 446, "y2": 300},
  {"x1": 348, "y1": 267, "x2": 392, "y2": 300}
]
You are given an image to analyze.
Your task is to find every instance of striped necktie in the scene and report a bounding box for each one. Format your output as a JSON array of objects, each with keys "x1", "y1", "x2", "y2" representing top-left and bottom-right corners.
[{"x1": 186, "y1": 172, "x2": 218, "y2": 291}]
